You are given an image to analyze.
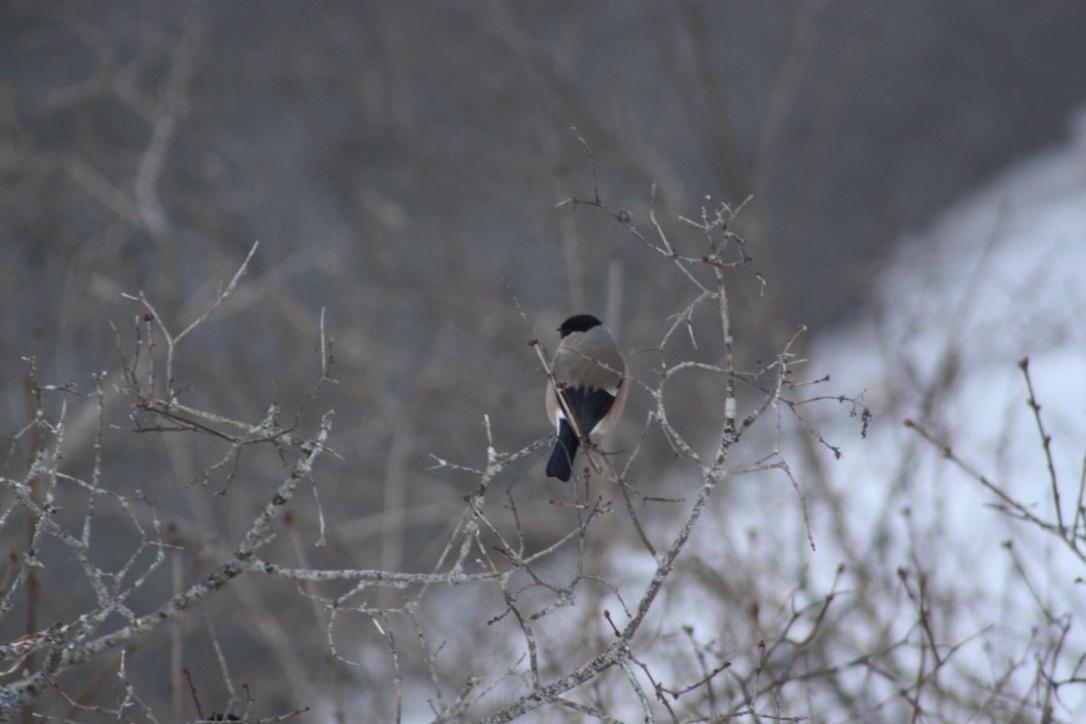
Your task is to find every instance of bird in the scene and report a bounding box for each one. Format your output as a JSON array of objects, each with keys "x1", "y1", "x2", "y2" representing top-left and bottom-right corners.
[{"x1": 545, "y1": 314, "x2": 627, "y2": 481}]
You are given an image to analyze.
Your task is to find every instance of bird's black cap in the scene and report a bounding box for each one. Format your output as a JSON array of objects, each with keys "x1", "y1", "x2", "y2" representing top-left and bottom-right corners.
[{"x1": 558, "y1": 314, "x2": 603, "y2": 337}]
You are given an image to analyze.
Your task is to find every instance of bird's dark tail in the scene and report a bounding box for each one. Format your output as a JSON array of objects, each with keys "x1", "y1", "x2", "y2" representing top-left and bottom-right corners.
[{"x1": 546, "y1": 419, "x2": 580, "y2": 482}]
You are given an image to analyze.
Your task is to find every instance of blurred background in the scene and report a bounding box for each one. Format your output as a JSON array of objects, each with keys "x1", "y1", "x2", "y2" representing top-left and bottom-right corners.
[{"x1": 3, "y1": 1, "x2": 1086, "y2": 721}]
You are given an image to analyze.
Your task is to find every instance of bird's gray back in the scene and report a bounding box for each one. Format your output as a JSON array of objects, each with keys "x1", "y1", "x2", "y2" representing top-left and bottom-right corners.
[{"x1": 552, "y1": 326, "x2": 624, "y2": 391}]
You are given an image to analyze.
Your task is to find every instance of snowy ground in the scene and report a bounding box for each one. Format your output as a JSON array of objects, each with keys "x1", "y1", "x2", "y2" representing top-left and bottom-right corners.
[{"x1": 596, "y1": 112, "x2": 1086, "y2": 722}]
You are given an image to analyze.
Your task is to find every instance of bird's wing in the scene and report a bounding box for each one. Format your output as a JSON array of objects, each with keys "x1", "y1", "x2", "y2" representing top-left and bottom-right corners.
[{"x1": 554, "y1": 385, "x2": 616, "y2": 437}]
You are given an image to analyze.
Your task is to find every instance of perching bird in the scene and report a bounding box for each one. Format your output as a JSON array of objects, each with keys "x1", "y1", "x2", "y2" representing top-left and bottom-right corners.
[{"x1": 545, "y1": 314, "x2": 627, "y2": 481}]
